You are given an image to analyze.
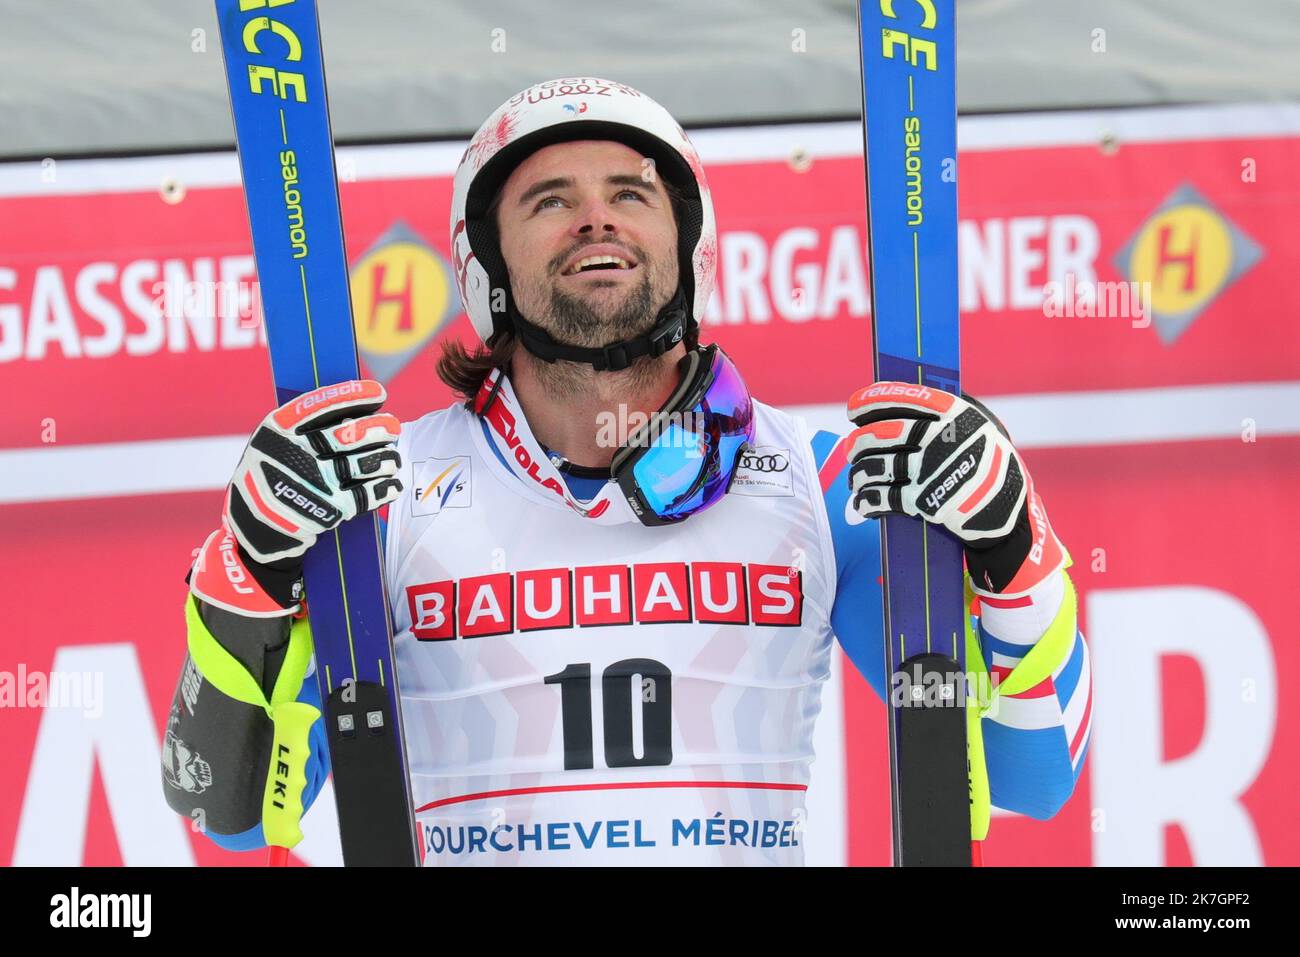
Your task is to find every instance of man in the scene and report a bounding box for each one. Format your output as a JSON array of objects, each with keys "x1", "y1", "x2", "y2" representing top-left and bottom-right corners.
[{"x1": 164, "y1": 77, "x2": 1091, "y2": 865}]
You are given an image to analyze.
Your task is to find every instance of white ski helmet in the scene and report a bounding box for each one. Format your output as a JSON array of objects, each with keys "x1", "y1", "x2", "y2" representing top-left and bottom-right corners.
[{"x1": 449, "y1": 77, "x2": 717, "y2": 371}]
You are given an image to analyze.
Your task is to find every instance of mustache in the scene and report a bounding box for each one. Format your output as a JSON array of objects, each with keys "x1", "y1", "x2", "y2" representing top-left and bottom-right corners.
[{"x1": 548, "y1": 241, "x2": 646, "y2": 276}]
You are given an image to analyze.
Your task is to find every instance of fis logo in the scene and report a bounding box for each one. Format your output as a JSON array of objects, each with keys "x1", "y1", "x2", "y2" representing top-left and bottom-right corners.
[{"x1": 412, "y1": 457, "x2": 471, "y2": 516}]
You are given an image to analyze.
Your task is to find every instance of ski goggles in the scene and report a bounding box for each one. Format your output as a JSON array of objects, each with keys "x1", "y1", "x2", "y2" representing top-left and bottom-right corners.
[{"x1": 612, "y1": 344, "x2": 755, "y2": 526}]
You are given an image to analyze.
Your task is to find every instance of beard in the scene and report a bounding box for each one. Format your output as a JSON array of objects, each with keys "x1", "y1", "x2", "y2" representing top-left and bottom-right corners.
[
  {"x1": 510, "y1": 257, "x2": 677, "y2": 399},
  {"x1": 514, "y1": 238, "x2": 673, "y2": 348},
  {"x1": 548, "y1": 272, "x2": 658, "y2": 347}
]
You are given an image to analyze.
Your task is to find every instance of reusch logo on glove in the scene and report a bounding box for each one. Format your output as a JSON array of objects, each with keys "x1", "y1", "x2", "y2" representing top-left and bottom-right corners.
[
  {"x1": 273, "y1": 380, "x2": 380, "y2": 429},
  {"x1": 272, "y1": 480, "x2": 336, "y2": 522},
  {"x1": 848, "y1": 381, "x2": 955, "y2": 415},
  {"x1": 871, "y1": 383, "x2": 933, "y2": 400},
  {"x1": 921, "y1": 448, "x2": 978, "y2": 514}
]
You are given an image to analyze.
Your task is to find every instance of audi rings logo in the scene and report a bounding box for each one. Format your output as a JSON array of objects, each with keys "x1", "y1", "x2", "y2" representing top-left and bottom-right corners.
[
  {"x1": 740, "y1": 450, "x2": 789, "y2": 473},
  {"x1": 732, "y1": 445, "x2": 795, "y2": 497}
]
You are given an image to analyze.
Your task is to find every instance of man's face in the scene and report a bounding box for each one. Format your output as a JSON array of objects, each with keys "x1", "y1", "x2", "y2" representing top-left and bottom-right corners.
[{"x1": 495, "y1": 139, "x2": 680, "y2": 349}]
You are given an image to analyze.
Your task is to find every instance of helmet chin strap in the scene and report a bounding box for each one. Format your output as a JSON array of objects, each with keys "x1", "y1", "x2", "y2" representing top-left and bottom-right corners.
[{"x1": 509, "y1": 287, "x2": 689, "y2": 373}]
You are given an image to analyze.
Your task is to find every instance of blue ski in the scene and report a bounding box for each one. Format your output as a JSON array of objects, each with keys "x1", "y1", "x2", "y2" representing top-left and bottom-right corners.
[
  {"x1": 214, "y1": 0, "x2": 418, "y2": 866},
  {"x1": 857, "y1": 0, "x2": 972, "y2": 865}
]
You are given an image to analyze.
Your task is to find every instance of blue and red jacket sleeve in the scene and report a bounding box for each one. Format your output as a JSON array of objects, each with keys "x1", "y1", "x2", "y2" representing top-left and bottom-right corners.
[
  {"x1": 812, "y1": 428, "x2": 1090, "y2": 820},
  {"x1": 811, "y1": 428, "x2": 888, "y2": 700}
]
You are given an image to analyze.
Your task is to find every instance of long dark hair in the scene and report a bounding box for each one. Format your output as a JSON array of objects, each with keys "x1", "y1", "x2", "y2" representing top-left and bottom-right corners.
[{"x1": 436, "y1": 328, "x2": 519, "y2": 405}]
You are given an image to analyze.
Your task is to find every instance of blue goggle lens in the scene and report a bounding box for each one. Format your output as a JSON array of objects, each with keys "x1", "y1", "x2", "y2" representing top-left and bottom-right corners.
[{"x1": 630, "y1": 350, "x2": 754, "y2": 522}]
